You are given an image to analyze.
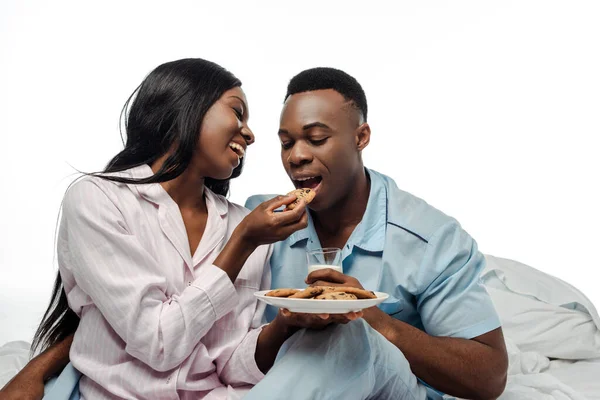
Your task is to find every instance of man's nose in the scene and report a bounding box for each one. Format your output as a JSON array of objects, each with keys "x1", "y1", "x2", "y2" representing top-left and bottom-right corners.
[{"x1": 287, "y1": 142, "x2": 312, "y2": 166}]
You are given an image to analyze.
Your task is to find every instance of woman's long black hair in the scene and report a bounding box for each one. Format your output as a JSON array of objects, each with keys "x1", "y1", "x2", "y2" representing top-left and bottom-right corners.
[{"x1": 31, "y1": 58, "x2": 243, "y2": 354}]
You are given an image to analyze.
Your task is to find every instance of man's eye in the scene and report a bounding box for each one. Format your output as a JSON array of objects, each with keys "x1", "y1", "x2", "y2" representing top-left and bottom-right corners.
[
  {"x1": 281, "y1": 142, "x2": 293, "y2": 150},
  {"x1": 310, "y1": 138, "x2": 328, "y2": 146}
]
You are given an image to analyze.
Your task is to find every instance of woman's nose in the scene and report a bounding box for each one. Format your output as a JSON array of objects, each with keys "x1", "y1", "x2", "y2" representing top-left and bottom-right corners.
[{"x1": 242, "y1": 127, "x2": 255, "y2": 145}]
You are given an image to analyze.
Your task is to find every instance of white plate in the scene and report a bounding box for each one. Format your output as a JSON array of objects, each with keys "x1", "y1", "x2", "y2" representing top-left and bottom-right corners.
[{"x1": 254, "y1": 289, "x2": 389, "y2": 314}]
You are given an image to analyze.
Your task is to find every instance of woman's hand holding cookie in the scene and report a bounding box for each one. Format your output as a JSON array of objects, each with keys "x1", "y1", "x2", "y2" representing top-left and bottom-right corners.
[
  {"x1": 285, "y1": 188, "x2": 316, "y2": 211},
  {"x1": 236, "y1": 194, "x2": 308, "y2": 247}
]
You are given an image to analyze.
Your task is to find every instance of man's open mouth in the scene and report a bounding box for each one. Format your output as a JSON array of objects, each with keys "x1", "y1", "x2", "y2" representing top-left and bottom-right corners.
[{"x1": 293, "y1": 176, "x2": 322, "y2": 190}]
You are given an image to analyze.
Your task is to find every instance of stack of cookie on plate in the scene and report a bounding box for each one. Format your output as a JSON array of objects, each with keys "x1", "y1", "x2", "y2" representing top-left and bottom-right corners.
[{"x1": 265, "y1": 286, "x2": 376, "y2": 300}]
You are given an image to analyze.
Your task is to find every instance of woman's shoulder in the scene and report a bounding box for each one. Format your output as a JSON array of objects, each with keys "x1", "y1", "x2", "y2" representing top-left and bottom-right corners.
[
  {"x1": 227, "y1": 199, "x2": 252, "y2": 218},
  {"x1": 62, "y1": 171, "x2": 139, "y2": 214},
  {"x1": 63, "y1": 175, "x2": 108, "y2": 201}
]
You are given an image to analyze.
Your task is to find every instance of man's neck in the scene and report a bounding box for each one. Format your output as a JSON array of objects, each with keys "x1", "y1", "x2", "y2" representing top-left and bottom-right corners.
[{"x1": 311, "y1": 169, "x2": 370, "y2": 248}]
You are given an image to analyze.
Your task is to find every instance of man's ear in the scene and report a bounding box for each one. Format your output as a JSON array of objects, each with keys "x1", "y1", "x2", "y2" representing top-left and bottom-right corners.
[{"x1": 356, "y1": 123, "x2": 371, "y2": 151}]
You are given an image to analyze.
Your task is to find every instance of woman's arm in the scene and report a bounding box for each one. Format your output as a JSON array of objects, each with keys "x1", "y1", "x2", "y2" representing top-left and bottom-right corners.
[
  {"x1": 0, "y1": 335, "x2": 73, "y2": 400},
  {"x1": 61, "y1": 181, "x2": 241, "y2": 372},
  {"x1": 213, "y1": 195, "x2": 309, "y2": 281}
]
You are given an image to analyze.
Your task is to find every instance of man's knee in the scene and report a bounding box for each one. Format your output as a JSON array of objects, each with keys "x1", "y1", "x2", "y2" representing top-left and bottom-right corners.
[{"x1": 330, "y1": 320, "x2": 414, "y2": 375}]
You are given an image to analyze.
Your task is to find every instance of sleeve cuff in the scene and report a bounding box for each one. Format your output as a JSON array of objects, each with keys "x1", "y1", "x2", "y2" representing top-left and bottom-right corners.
[
  {"x1": 240, "y1": 325, "x2": 267, "y2": 383},
  {"x1": 443, "y1": 314, "x2": 502, "y2": 339},
  {"x1": 190, "y1": 264, "x2": 239, "y2": 320}
]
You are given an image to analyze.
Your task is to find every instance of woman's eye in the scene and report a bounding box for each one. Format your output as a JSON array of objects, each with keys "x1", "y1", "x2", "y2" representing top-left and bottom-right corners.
[
  {"x1": 281, "y1": 141, "x2": 293, "y2": 150},
  {"x1": 233, "y1": 108, "x2": 243, "y2": 121}
]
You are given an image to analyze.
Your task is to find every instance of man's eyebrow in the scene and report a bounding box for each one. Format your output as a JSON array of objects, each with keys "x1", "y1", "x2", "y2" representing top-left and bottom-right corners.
[
  {"x1": 278, "y1": 122, "x2": 331, "y2": 136},
  {"x1": 302, "y1": 122, "x2": 330, "y2": 131}
]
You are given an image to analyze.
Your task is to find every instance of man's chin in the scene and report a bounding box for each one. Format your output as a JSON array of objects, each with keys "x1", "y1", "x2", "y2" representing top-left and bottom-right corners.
[{"x1": 306, "y1": 196, "x2": 327, "y2": 213}]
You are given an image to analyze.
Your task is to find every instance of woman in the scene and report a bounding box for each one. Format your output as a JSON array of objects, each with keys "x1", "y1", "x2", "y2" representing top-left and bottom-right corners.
[{"x1": 18, "y1": 58, "x2": 312, "y2": 399}]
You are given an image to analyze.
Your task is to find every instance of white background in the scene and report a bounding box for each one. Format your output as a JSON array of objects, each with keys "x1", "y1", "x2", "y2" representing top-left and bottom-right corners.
[{"x1": 1, "y1": 1, "x2": 598, "y2": 345}]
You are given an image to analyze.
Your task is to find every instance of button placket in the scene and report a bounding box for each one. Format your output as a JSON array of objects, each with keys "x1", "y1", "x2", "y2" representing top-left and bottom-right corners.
[{"x1": 185, "y1": 263, "x2": 193, "y2": 287}]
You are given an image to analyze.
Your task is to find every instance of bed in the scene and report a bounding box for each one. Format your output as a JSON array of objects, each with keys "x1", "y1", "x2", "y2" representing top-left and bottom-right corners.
[{"x1": 1, "y1": 255, "x2": 599, "y2": 399}]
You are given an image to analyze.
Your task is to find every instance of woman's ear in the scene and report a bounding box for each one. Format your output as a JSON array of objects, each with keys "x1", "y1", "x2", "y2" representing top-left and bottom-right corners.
[{"x1": 356, "y1": 123, "x2": 371, "y2": 151}]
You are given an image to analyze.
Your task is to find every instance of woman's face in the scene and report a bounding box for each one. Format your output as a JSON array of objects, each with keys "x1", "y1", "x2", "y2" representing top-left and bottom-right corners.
[{"x1": 193, "y1": 87, "x2": 255, "y2": 180}]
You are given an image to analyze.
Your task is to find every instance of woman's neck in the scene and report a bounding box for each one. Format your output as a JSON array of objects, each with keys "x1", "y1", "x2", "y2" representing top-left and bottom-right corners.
[{"x1": 151, "y1": 159, "x2": 206, "y2": 211}]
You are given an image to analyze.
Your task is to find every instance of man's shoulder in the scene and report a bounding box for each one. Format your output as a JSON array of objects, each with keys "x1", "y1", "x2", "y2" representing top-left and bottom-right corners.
[
  {"x1": 244, "y1": 194, "x2": 279, "y2": 210},
  {"x1": 371, "y1": 169, "x2": 457, "y2": 243}
]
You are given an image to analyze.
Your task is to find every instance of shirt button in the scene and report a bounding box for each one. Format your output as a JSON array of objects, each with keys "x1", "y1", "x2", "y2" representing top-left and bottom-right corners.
[
  {"x1": 188, "y1": 281, "x2": 192, "y2": 286},
  {"x1": 166, "y1": 376, "x2": 171, "y2": 384}
]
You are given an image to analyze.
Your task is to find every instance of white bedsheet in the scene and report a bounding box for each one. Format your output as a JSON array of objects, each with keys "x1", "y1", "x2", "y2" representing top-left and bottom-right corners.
[
  {"x1": 494, "y1": 338, "x2": 599, "y2": 400},
  {"x1": 475, "y1": 255, "x2": 600, "y2": 400},
  {"x1": 2, "y1": 255, "x2": 599, "y2": 399},
  {"x1": 0, "y1": 341, "x2": 29, "y2": 388},
  {"x1": 548, "y1": 358, "x2": 600, "y2": 400}
]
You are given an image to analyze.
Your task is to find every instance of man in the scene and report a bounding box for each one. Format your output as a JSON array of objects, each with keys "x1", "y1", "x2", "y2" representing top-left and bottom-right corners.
[
  {"x1": 245, "y1": 68, "x2": 507, "y2": 399},
  {"x1": 1, "y1": 68, "x2": 507, "y2": 400}
]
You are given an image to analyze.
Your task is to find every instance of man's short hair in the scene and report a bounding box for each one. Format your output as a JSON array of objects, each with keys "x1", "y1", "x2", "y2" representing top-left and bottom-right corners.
[{"x1": 285, "y1": 67, "x2": 368, "y2": 121}]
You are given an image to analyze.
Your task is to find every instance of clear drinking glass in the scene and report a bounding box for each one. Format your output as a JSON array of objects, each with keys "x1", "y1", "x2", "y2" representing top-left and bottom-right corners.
[{"x1": 306, "y1": 247, "x2": 343, "y2": 274}]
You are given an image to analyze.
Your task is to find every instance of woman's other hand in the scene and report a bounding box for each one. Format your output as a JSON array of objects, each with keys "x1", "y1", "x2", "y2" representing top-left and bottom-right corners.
[{"x1": 0, "y1": 366, "x2": 45, "y2": 400}]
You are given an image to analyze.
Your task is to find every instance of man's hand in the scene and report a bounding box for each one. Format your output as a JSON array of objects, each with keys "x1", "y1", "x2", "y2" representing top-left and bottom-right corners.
[
  {"x1": 277, "y1": 308, "x2": 362, "y2": 331},
  {"x1": 305, "y1": 268, "x2": 365, "y2": 289},
  {"x1": 0, "y1": 365, "x2": 45, "y2": 400}
]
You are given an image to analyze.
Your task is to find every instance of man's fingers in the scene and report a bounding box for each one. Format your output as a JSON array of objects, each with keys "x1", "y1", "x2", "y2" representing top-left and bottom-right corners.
[
  {"x1": 345, "y1": 311, "x2": 363, "y2": 320},
  {"x1": 280, "y1": 309, "x2": 329, "y2": 321},
  {"x1": 281, "y1": 308, "x2": 292, "y2": 317},
  {"x1": 309, "y1": 280, "x2": 344, "y2": 287},
  {"x1": 326, "y1": 311, "x2": 363, "y2": 324},
  {"x1": 280, "y1": 309, "x2": 361, "y2": 328},
  {"x1": 306, "y1": 268, "x2": 347, "y2": 284}
]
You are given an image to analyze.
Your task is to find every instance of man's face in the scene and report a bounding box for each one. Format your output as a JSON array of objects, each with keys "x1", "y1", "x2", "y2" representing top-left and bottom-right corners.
[{"x1": 278, "y1": 89, "x2": 365, "y2": 212}]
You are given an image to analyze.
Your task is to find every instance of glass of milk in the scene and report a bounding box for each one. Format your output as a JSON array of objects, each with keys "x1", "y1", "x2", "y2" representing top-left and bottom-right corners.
[{"x1": 306, "y1": 247, "x2": 343, "y2": 274}]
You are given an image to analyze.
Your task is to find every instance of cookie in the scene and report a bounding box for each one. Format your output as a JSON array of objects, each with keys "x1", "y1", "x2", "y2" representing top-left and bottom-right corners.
[
  {"x1": 288, "y1": 287, "x2": 325, "y2": 299},
  {"x1": 285, "y1": 188, "x2": 316, "y2": 211},
  {"x1": 265, "y1": 288, "x2": 300, "y2": 298},
  {"x1": 315, "y1": 292, "x2": 358, "y2": 300},
  {"x1": 318, "y1": 286, "x2": 377, "y2": 299}
]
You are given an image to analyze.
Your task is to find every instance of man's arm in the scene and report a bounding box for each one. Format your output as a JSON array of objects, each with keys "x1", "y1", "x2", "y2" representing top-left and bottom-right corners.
[
  {"x1": 308, "y1": 269, "x2": 507, "y2": 399},
  {"x1": 0, "y1": 334, "x2": 73, "y2": 400},
  {"x1": 365, "y1": 307, "x2": 507, "y2": 400}
]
